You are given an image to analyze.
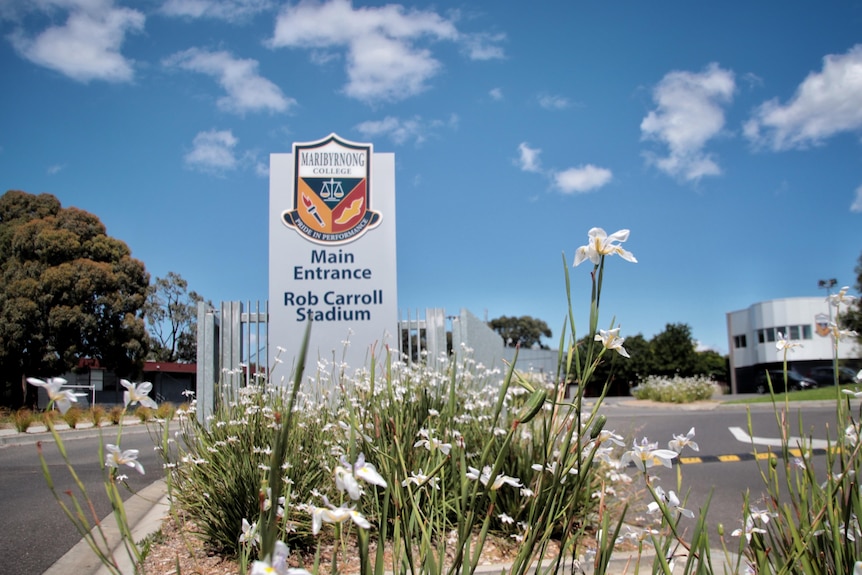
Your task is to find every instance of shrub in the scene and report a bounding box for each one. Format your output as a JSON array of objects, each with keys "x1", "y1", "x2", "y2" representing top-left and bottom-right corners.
[
  {"x1": 631, "y1": 374, "x2": 715, "y2": 403},
  {"x1": 14, "y1": 409, "x2": 35, "y2": 432},
  {"x1": 163, "y1": 265, "x2": 625, "y2": 569},
  {"x1": 90, "y1": 405, "x2": 106, "y2": 426},
  {"x1": 61, "y1": 406, "x2": 84, "y2": 428}
]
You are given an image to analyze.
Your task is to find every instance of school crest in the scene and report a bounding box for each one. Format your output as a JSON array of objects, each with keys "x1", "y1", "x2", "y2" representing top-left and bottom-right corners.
[
  {"x1": 282, "y1": 134, "x2": 381, "y2": 245},
  {"x1": 815, "y1": 313, "x2": 832, "y2": 337}
]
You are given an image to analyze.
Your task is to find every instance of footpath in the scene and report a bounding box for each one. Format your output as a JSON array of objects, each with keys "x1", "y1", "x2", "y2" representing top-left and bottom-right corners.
[{"x1": 0, "y1": 400, "x2": 758, "y2": 574}]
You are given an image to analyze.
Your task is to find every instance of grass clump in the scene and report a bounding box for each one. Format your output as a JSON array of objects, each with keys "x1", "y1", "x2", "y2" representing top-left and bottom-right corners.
[
  {"x1": 135, "y1": 406, "x2": 153, "y2": 422},
  {"x1": 61, "y1": 406, "x2": 84, "y2": 428},
  {"x1": 109, "y1": 405, "x2": 124, "y2": 425},
  {"x1": 14, "y1": 408, "x2": 35, "y2": 432},
  {"x1": 155, "y1": 402, "x2": 175, "y2": 421},
  {"x1": 90, "y1": 405, "x2": 106, "y2": 426}
]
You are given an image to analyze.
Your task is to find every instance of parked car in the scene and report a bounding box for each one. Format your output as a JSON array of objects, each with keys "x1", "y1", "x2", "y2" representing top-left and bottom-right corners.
[
  {"x1": 806, "y1": 366, "x2": 862, "y2": 386},
  {"x1": 753, "y1": 370, "x2": 817, "y2": 394}
]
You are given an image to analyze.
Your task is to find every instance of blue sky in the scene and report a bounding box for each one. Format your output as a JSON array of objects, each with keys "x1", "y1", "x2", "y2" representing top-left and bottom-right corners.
[{"x1": 2, "y1": 0, "x2": 861, "y2": 355}]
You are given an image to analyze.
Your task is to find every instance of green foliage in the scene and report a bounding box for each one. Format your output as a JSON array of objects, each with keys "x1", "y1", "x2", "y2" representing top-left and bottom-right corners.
[
  {"x1": 143, "y1": 272, "x2": 206, "y2": 362},
  {"x1": 838, "y1": 251, "x2": 862, "y2": 337},
  {"x1": 0, "y1": 190, "x2": 150, "y2": 409},
  {"x1": 164, "y1": 382, "x2": 329, "y2": 556},
  {"x1": 650, "y1": 323, "x2": 699, "y2": 377},
  {"x1": 631, "y1": 375, "x2": 716, "y2": 403},
  {"x1": 489, "y1": 315, "x2": 553, "y2": 348}
]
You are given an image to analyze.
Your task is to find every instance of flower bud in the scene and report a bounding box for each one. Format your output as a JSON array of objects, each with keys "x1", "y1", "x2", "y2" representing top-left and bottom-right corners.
[
  {"x1": 717, "y1": 523, "x2": 724, "y2": 536},
  {"x1": 590, "y1": 415, "x2": 607, "y2": 440},
  {"x1": 517, "y1": 390, "x2": 547, "y2": 424}
]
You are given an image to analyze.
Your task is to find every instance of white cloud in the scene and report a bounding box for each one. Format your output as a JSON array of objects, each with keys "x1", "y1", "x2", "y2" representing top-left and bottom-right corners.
[
  {"x1": 355, "y1": 114, "x2": 456, "y2": 145},
  {"x1": 489, "y1": 87, "x2": 503, "y2": 101},
  {"x1": 160, "y1": 0, "x2": 272, "y2": 20},
  {"x1": 641, "y1": 62, "x2": 735, "y2": 182},
  {"x1": 552, "y1": 165, "x2": 612, "y2": 194},
  {"x1": 164, "y1": 48, "x2": 294, "y2": 114},
  {"x1": 185, "y1": 129, "x2": 238, "y2": 173},
  {"x1": 47, "y1": 163, "x2": 66, "y2": 175},
  {"x1": 516, "y1": 142, "x2": 542, "y2": 173},
  {"x1": 269, "y1": 0, "x2": 501, "y2": 103},
  {"x1": 356, "y1": 116, "x2": 423, "y2": 145},
  {"x1": 538, "y1": 94, "x2": 570, "y2": 110},
  {"x1": 852, "y1": 184, "x2": 862, "y2": 213},
  {"x1": 8, "y1": 0, "x2": 144, "y2": 83},
  {"x1": 744, "y1": 45, "x2": 862, "y2": 150},
  {"x1": 461, "y1": 32, "x2": 505, "y2": 60}
]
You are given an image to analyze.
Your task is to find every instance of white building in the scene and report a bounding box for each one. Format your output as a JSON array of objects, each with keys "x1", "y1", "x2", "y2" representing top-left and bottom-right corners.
[{"x1": 726, "y1": 297, "x2": 861, "y2": 393}]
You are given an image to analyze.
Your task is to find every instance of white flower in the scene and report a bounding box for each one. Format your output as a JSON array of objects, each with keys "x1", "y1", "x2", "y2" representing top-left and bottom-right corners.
[
  {"x1": 647, "y1": 486, "x2": 695, "y2": 519},
  {"x1": 731, "y1": 516, "x2": 767, "y2": 543},
  {"x1": 748, "y1": 506, "x2": 777, "y2": 524},
  {"x1": 594, "y1": 429, "x2": 626, "y2": 448},
  {"x1": 668, "y1": 428, "x2": 699, "y2": 453},
  {"x1": 402, "y1": 469, "x2": 440, "y2": 490},
  {"x1": 240, "y1": 518, "x2": 259, "y2": 547},
  {"x1": 26, "y1": 377, "x2": 79, "y2": 414},
  {"x1": 830, "y1": 322, "x2": 859, "y2": 345},
  {"x1": 775, "y1": 332, "x2": 802, "y2": 354},
  {"x1": 573, "y1": 227, "x2": 637, "y2": 267},
  {"x1": 828, "y1": 286, "x2": 857, "y2": 308},
  {"x1": 120, "y1": 379, "x2": 158, "y2": 409},
  {"x1": 310, "y1": 496, "x2": 371, "y2": 535},
  {"x1": 351, "y1": 453, "x2": 388, "y2": 489},
  {"x1": 250, "y1": 540, "x2": 311, "y2": 575},
  {"x1": 414, "y1": 428, "x2": 452, "y2": 455},
  {"x1": 498, "y1": 512, "x2": 515, "y2": 524},
  {"x1": 594, "y1": 328, "x2": 630, "y2": 358},
  {"x1": 466, "y1": 465, "x2": 522, "y2": 490},
  {"x1": 620, "y1": 438, "x2": 678, "y2": 472},
  {"x1": 105, "y1": 444, "x2": 145, "y2": 475},
  {"x1": 333, "y1": 457, "x2": 363, "y2": 500}
]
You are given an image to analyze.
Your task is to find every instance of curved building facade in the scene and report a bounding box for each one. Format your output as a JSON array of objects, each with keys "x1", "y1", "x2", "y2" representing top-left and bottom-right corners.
[{"x1": 726, "y1": 297, "x2": 860, "y2": 394}]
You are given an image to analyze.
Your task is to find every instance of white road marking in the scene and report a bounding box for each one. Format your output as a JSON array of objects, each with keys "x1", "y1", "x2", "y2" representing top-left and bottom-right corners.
[{"x1": 728, "y1": 426, "x2": 831, "y2": 450}]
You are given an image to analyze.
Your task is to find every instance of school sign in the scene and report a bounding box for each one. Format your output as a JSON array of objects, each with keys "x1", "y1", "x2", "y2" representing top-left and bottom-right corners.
[{"x1": 269, "y1": 134, "x2": 398, "y2": 373}]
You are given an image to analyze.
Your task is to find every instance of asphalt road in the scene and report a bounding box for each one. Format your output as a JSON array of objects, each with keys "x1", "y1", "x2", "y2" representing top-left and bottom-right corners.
[
  {"x1": 600, "y1": 399, "x2": 844, "y2": 535},
  {"x1": 0, "y1": 425, "x2": 164, "y2": 575},
  {"x1": 0, "y1": 399, "x2": 848, "y2": 574}
]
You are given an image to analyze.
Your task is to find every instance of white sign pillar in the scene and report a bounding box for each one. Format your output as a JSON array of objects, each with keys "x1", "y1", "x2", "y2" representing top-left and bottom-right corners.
[{"x1": 269, "y1": 134, "x2": 398, "y2": 376}]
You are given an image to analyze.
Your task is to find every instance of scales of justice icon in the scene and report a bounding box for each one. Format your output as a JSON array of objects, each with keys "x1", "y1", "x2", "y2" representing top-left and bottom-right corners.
[{"x1": 319, "y1": 178, "x2": 344, "y2": 200}]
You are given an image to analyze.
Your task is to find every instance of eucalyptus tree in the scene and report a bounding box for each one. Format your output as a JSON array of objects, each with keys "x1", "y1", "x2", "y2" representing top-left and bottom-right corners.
[{"x1": 0, "y1": 190, "x2": 149, "y2": 408}]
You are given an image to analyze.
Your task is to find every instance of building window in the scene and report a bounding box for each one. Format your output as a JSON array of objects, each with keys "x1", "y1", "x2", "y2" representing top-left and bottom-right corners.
[
  {"x1": 766, "y1": 328, "x2": 776, "y2": 342},
  {"x1": 757, "y1": 329, "x2": 765, "y2": 343},
  {"x1": 789, "y1": 325, "x2": 800, "y2": 340},
  {"x1": 734, "y1": 334, "x2": 747, "y2": 348}
]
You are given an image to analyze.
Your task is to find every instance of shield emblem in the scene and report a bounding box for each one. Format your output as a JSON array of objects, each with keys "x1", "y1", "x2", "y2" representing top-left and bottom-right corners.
[
  {"x1": 815, "y1": 313, "x2": 831, "y2": 337},
  {"x1": 283, "y1": 134, "x2": 381, "y2": 245}
]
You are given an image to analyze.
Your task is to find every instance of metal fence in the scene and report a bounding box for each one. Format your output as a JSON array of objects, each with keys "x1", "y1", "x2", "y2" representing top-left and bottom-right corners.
[{"x1": 195, "y1": 302, "x2": 504, "y2": 422}]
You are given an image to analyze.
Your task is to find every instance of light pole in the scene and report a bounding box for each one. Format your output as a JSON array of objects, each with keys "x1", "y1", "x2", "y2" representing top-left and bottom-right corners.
[{"x1": 819, "y1": 278, "x2": 838, "y2": 324}]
